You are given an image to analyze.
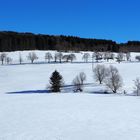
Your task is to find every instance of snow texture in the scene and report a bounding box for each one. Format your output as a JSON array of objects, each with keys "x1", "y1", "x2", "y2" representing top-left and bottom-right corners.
[{"x1": 1, "y1": 50, "x2": 140, "y2": 140}]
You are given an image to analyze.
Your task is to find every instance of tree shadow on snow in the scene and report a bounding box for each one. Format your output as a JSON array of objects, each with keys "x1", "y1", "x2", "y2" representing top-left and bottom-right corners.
[
  {"x1": 88, "y1": 90, "x2": 113, "y2": 94},
  {"x1": 62, "y1": 83, "x2": 97, "y2": 93},
  {"x1": 6, "y1": 83, "x2": 112, "y2": 95},
  {"x1": 2, "y1": 61, "x2": 107, "y2": 67},
  {"x1": 3, "y1": 61, "x2": 60, "y2": 66},
  {"x1": 6, "y1": 89, "x2": 51, "y2": 94}
]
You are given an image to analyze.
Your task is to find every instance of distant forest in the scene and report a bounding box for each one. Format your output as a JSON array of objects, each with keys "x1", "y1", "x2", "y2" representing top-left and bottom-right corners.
[{"x1": 0, "y1": 31, "x2": 140, "y2": 52}]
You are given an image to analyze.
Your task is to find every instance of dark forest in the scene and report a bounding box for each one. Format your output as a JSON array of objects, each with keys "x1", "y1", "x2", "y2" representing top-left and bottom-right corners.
[{"x1": 0, "y1": 31, "x2": 140, "y2": 52}]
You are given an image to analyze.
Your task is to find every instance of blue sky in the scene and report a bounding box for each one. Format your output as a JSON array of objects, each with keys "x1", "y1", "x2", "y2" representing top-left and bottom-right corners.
[{"x1": 0, "y1": 0, "x2": 140, "y2": 42}]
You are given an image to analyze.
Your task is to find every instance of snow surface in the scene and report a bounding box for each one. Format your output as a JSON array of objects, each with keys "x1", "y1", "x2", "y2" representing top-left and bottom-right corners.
[{"x1": 1, "y1": 50, "x2": 140, "y2": 140}]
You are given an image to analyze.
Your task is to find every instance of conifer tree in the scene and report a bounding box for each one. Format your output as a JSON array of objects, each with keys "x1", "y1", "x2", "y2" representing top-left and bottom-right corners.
[{"x1": 50, "y1": 70, "x2": 63, "y2": 92}]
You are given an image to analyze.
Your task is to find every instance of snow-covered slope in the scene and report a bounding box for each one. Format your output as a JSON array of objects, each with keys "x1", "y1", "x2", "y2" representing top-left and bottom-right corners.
[
  {"x1": 1, "y1": 50, "x2": 140, "y2": 140},
  {"x1": 1, "y1": 93, "x2": 140, "y2": 140},
  {"x1": 1, "y1": 50, "x2": 140, "y2": 94}
]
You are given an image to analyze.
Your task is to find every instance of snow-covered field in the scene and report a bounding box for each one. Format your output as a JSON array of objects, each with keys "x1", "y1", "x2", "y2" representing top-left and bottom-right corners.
[{"x1": 1, "y1": 50, "x2": 140, "y2": 140}]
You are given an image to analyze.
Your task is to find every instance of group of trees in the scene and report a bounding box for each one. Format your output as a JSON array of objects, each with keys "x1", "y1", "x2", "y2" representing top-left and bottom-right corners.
[
  {"x1": 82, "y1": 52, "x2": 131, "y2": 63},
  {"x1": 49, "y1": 65, "x2": 123, "y2": 94},
  {"x1": 120, "y1": 41, "x2": 140, "y2": 52},
  {"x1": 93, "y1": 64, "x2": 140, "y2": 95},
  {"x1": 1, "y1": 31, "x2": 140, "y2": 52},
  {"x1": 49, "y1": 71, "x2": 86, "y2": 93},
  {"x1": 0, "y1": 51, "x2": 135, "y2": 65},
  {"x1": 92, "y1": 52, "x2": 131, "y2": 63},
  {"x1": 0, "y1": 51, "x2": 138, "y2": 65},
  {"x1": 0, "y1": 31, "x2": 119, "y2": 52},
  {"x1": 0, "y1": 53, "x2": 12, "y2": 65},
  {"x1": 0, "y1": 52, "x2": 77, "y2": 65},
  {"x1": 93, "y1": 65, "x2": 123, "y2": 93},
  {"x1": 116, "y1": 52, "x2": 131, "y2": 63}
]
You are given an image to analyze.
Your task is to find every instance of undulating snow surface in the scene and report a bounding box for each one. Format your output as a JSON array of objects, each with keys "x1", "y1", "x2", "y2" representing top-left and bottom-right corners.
[{"x1": 1, "y1": 50, "x2": 140, "y2": 140}]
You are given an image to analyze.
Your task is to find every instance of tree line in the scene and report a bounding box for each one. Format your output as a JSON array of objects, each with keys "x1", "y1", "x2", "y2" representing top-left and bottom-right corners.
[
  {"x1": 1, "y1": 31, "x2": 140, "y2": 52},
  {"x1": 3, "y1": 51, "x2": 140, "y2": 65},
  {"x1": 0, "y1": 31, "x2": 126, "y2": 52}
]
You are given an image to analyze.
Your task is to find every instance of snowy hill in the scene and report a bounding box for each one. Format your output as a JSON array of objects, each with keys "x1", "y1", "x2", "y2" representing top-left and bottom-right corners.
[{"x1": 1, "y1": 50, "x2": 140, "y2": 139}]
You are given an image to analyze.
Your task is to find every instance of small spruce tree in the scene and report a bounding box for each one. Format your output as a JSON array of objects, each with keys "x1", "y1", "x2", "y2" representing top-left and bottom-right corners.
[{"x1": 50, "y1": 70, "x2": 63, "y2": 92}]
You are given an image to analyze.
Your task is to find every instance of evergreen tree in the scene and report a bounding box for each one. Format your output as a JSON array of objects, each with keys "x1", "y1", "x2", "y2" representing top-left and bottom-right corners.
[{"x1": 50, "y1": 70, "x2": 63, "y2": 92}]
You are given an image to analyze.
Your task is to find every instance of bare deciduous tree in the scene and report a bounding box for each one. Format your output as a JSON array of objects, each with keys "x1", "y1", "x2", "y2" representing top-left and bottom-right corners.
[
  {"x1": 104, "y1": 52, "x2": 110, "y2": 62},
  {"x1": 134, "y1": 78, "x2": 140, "y2": 96},
  {"x1": 55, "y1": 52, "x2": 63, "y2": 63},
  {"x1": 110, "y1": 53, "x2": 115, "y2": 60},
  {"x1": 92, "y1": 52, "x2": 102, "y2": 62},
  {"x1": 104, "y1": 52, "x2": 114, "y2": 62},
  {"x1": 62, "y1": 54, "x2": 76, "y2": 63},
  {"x1": 45, "y1": 52, "x2": 53, "y2": 63},
  {"x1": 105, "y1": 65, "x2": 123, "y2": 93},
  {"x1": 69, "y1": 54, "x2": 76, "y2": 62},
  {"x1": 54, "y1": 52, "x2": 57, "y2": 62},
  {"x1": 73, "y1": 76, "x2": 83, "y2": 92},
  {"x1": 79, "y1": 72, "x2": 86, "y2": 85},
  {"x1": 27, "y1": 52, "x2": 38, "y2": 64},
  {"x1": 72, "y1": 72, "x2": 86, "y2": 92},
  {"x1": 82, "y1": 53, "x2": 90, "y2": 62},
  {"x1": 93, "y1": 64, "x2": 108, "y2": 84},
  {"x1": 5, "y1": 57, "x2": 12, "y2": 64},
  {"x1": 19, "y1": 53, "x2": 23, "y2": 64},
  {"x1": 62, "y1": 55, "x2": 70, "y2": 62},
  {"x1": 126, "y1": 52, "x2": 131, "y2": 61},
  {"x1": 0, "y1": 53, "x2": 7, "y2": 65},
  {"x1": 116, "y1": 53, "x2": 124, "y2": 63}
]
